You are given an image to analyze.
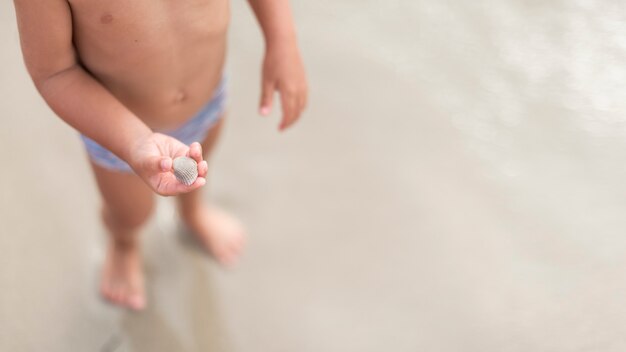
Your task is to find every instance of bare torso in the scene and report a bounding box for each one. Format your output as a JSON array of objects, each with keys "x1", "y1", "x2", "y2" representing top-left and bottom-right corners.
[{"x1": 68, "y1": 0, "x2": 229, "y2": 130}]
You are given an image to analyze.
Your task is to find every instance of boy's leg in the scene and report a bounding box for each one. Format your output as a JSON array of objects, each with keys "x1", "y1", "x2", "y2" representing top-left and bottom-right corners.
[
  {"x1": 91, "y1": 162, "x2": 154, "y2": 310},
  {"x1": 177, "y1": 116, "x2": 246, "y2": 266}
]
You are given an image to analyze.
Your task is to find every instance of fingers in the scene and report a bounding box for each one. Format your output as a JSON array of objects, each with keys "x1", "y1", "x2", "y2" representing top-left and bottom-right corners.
[
  {"x1": 173, "y1": 176, "x2": 206, "y2": 194},
  {"x1": 144, "y1": 155, "x2": 172, "y2": 174},
  {"x1": 262, "y1": 75, "x2": 307, "y2": 130},
  {"x1": 188, "y1": 142, "x2": 203, "y2": 162},
  {"x1": 186, "y1": 142, "x2": 207, "y2": 177},
  {"x1": 279, "y1": 85, "x2": 305, "y2": 131},
  {"x1": 260, "y1": 80, "x2": 275, "y2": 116},
  {"x1": 154, "y1": 141, "x2": 205, "y2": 196},
  {"x1": 156, "y1": 175, "x2": 206, "y2": 196},
  {"x1": 198, "y1": 160, "x2": 208, "y2": 178},
  {"x1": 159, "y1": 157, "x2": 172, "y2": 172}
]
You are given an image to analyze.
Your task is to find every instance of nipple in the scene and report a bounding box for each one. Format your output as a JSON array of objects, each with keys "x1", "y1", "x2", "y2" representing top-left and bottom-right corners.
[{"x1": 100, "y1": 13, "x2": 114, "y2": 24}]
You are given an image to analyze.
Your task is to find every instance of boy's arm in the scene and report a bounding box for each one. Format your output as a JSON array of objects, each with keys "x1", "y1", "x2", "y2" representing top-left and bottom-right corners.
[
  {"x1": 13, "y1": 0, "x2": 206, "y2": 195},
  {"x1": 248, "y1": 0, "x2": 308, "y2": 131},
  {"x1": 14, "y1": 0, "x2": 150, "y2": 163}
]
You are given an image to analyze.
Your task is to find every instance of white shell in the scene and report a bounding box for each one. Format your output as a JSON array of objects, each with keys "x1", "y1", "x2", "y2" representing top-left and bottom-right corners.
[{"x1": 173, "y1": 157, "x2": 198, "y2": 186}]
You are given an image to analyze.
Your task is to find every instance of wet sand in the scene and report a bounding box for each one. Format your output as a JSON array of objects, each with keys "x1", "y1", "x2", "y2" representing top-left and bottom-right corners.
[{"x1": 3, "y1": 1, "x2": 626, "y2": 351}]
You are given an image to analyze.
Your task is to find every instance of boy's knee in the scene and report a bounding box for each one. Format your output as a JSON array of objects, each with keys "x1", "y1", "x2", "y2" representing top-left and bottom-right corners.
[{"x1": 101, "y1": 203, "x2": 153, "y2": 231}]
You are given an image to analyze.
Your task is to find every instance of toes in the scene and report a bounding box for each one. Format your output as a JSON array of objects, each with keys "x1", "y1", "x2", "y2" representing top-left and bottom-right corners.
[
  {"x1": 218, "y1": 227, "x2": 246, "y2": 266},
  {"x1": 213, "y1": 245, "x2": 235, "y2": 266},
  {"x1": 119, "y1": 288, "x2": 132, "y2": 308},
  {"x1": 226, "y1": 249, "x2": 241, "y2": 265},
  {"x1": 110, "y1": 284, "x2": 125, "y2": 304},
  {"x1": 219, "y1": 253, "x2": 236, "y2": 266},
  {"x1": 101, "y1": 277, "x2": 143, "y2": 310},
  {"x1": 112, "y1": 284, "x2": 146, "y2": 311},
  {"x1": 219, "y1": 243, "x2": 243, "y2": 266},
  {"x1": 229, "y1": 228, "x2": 246, "y2": 252},
  {"x1": 235, "y1": 231, "x2": 246, "y2": 247},
  {"x1": 127, "y1": 292, "x2": 146, "y2": 311},
  {"x1": 101, "y1": 282, "x2": 115, "y2": 303},
  {"x1": 184, "y1": 206, "x2": 247, "y2": 266},
  {"x1": 228, "y1": 239, "x2": 244, "y2": 257}
]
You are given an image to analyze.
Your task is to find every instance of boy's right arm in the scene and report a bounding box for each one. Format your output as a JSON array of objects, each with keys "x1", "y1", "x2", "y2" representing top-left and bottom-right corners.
[
  {"x1": 13, "y1": 0, "x2": 207, "y2": 195},
  {"x1": 14, "y1": 0, "x2": 151, "y2": 165}
]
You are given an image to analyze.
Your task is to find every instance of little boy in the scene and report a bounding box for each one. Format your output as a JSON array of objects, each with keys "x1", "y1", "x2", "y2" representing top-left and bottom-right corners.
[{"x1": 13, "y1": 0, "x2": 307, "y2": 310}]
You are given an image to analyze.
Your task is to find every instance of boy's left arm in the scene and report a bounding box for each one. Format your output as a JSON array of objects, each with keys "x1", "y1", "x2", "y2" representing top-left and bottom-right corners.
[{"x1": 248, "y1": 0, "x2": 308, "y2": 131}]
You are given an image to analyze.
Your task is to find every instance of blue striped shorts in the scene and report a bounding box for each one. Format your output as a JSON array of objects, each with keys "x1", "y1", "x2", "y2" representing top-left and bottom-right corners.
[{"x1": 81, "y1": 79, "x2": 226, "y2": 173}]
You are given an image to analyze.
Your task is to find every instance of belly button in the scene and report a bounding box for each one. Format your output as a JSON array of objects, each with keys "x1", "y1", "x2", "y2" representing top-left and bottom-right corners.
[
  {"x1": 174, "y1": 90, "x2": 188, "y2": 103},
  {"x1": 100, "y1": 13, "x2": 113, "y2": 24}
]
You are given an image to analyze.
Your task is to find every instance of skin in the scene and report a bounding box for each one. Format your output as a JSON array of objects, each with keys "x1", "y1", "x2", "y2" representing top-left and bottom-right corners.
[{"x1": 14, "y1": 0, "x2": 307, "y2": 310}]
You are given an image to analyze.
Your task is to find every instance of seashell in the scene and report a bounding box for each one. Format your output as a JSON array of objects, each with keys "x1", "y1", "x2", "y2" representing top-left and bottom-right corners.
[{"x1": 173, "y1": 156, "x2": 198, "y2": 186}]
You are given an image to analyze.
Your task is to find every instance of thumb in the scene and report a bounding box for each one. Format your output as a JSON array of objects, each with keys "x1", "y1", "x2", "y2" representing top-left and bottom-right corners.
[
  {"x1": 259, "y1": 80, "x2": 275, "y2": 116},
  {"x1": 145, "y1": 155, "x2": 171, "y2": 173}
]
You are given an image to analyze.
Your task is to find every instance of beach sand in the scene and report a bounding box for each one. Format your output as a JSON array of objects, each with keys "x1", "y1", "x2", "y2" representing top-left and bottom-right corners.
[{"x1": 2, "y1": 1, "x2": 626, "y2": 351}]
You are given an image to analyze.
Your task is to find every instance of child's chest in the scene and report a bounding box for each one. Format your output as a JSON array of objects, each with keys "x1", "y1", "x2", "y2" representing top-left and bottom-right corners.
[
  {"x1": 66, "y1": 0, "x2": 229, "y2": 75},
  {"x1": 67, "y1": 0, "x2": 228, "y2": 40}
]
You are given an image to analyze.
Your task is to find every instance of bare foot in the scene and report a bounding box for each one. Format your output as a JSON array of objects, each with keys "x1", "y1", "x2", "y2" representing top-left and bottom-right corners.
[
  {"x1": 181, "y1": 205, "x2": 246, "y2": 266},
  {"x1": 100, "y1": 240, "x2": 146, "y2": 311}
]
